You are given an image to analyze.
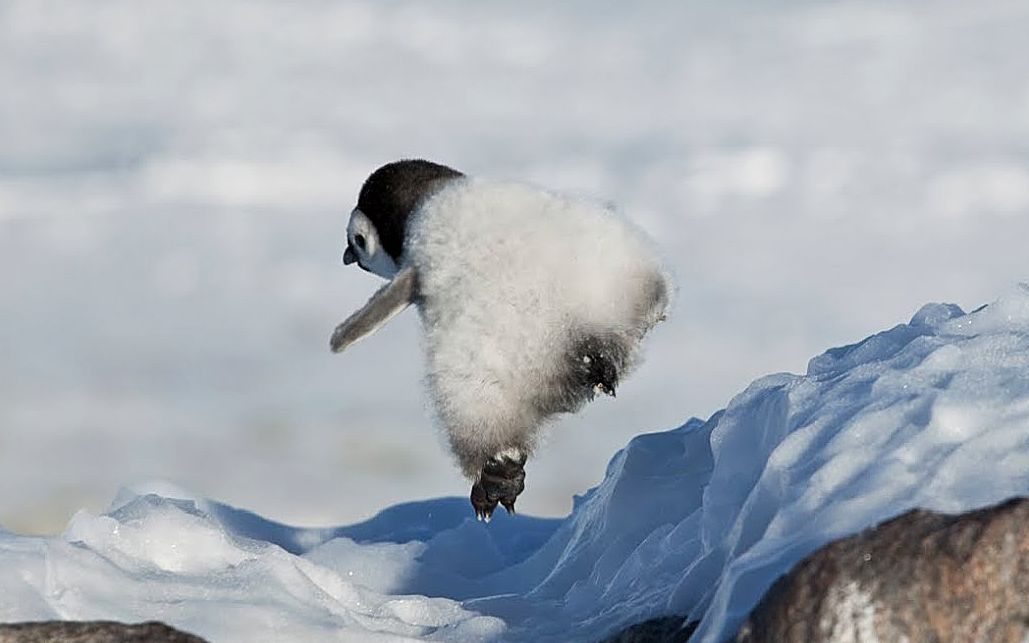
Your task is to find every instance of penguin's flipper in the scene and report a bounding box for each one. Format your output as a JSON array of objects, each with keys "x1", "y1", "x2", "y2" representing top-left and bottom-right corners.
[{"x1": 330, "y1": 266, "x2": 417, "y2": 354}]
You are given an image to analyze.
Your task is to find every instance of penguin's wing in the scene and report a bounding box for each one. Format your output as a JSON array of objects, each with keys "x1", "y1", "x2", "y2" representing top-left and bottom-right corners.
[{"x1": 330, "y1": 266, "x2": 417, "y2": 354}]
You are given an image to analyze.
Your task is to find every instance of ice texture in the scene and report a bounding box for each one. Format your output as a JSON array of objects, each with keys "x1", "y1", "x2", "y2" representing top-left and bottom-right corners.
[{"x1": 3, "y1": 287, "x2": 1029, "y2": 641}]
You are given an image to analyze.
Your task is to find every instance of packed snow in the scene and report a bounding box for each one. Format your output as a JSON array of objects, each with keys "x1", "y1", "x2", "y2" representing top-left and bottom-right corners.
[
  {"x1": 3, "y1": 287, "x2": 1028, "y2": 642},
  {"x1": 3, "y1": 0, "x2": 1029, "y2": 532}
]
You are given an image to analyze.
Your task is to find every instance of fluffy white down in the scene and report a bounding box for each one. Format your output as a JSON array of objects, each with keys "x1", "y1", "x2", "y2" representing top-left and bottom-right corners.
[{"x1": 405, "y1": 178, "x2": 670, "y2": 475}]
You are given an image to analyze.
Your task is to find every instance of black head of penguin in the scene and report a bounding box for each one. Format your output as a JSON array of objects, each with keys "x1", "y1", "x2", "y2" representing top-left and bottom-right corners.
[{"x1": 351, "y1": 159, "x2": 464, "y2": 266}]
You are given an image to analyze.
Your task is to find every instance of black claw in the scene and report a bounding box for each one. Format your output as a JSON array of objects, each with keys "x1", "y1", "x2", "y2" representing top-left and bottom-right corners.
[
  {"x1": 469, "y1": 452, "x2": 527, "y2": 522},
  {"x1": 470, "y1": 482, "x2": 498, "y2": 522},
  {"x1": 572, "y1": 335, "x2": 622, "y2": 402}
]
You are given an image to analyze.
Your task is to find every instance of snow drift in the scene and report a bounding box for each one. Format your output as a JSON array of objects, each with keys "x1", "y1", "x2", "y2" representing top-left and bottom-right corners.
[{"x1": 3, "y1": 285, "x2": 1029, "y2": 642}]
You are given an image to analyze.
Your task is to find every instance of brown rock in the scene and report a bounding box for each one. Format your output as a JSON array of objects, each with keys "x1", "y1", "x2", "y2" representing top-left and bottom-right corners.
[
  {"x1": 0, "y1": 621, "x2": 207, "y2": 643},
  {"x1": 737, "y1": 497, "x2": 1029, "y2": 643}
]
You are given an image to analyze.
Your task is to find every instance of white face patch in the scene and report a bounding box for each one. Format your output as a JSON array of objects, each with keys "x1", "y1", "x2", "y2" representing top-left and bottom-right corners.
[{"x1": 347, "y1": 208, "x2": 399, "y2": 279}]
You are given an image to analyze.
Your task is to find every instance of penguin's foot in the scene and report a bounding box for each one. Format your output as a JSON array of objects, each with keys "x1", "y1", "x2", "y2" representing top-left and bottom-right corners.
[
  {"x1": 470, "y1": 450, "x2": 527, "y2": 522},
  {"x1": 572, "y1": 336, "x2": 621, "y2": 402}
]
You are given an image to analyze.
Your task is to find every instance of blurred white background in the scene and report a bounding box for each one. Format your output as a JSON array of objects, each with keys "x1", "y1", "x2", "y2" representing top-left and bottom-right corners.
[{"x1": 1, "y1": 0, "x2": 1027, "y2": 533}]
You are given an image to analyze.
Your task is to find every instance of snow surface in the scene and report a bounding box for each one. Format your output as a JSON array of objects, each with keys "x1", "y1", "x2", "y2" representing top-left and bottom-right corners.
[
  {"x1": 3, "y1": 0, "x2": 1029, "y2": 531},
  {"x1": 3, "y1": 286, "x2": 1028, "y2": 642}
]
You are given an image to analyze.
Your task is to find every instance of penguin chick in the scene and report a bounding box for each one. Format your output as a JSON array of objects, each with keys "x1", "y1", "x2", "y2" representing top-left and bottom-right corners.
[{"x1": 331, "y1": 159, "x2": 671, "y2": 521}]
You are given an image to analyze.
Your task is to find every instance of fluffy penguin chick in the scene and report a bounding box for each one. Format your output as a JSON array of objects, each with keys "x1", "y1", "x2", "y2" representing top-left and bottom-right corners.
[{"x1": 331, "y1": 160, "x2": 671, "y2": 521}]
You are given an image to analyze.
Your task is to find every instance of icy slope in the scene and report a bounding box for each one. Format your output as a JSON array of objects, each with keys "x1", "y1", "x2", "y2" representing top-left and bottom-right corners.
[{"x1": 3, "y1": 286, "x2": 1029, "y2": 642}]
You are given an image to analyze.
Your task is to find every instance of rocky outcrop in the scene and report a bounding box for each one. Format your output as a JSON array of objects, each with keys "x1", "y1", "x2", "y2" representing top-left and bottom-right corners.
[
  {"x1": 737, "y1": 497, "x2": 1029, "y2": 642},
  {"x1": 604, "y1": 497, "x2": 1028, "y2": 642},
  {"x1": 0, "y1": 621, "x2": 206, "y2": 643}
]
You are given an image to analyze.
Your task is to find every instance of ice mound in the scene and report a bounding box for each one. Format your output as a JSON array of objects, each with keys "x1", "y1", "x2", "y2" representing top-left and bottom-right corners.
[
  {"x1": 2, "y1": 286, "x2": 1029, "y2": 642},
  {"x1": 0, "y1": 493, "x2": 510, "y2": 641}
]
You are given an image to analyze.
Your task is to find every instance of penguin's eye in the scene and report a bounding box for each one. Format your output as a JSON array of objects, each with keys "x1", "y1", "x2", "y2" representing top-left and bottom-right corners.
[{"x1": 354, "y1": 234, "x2": 367, "y2": 251}]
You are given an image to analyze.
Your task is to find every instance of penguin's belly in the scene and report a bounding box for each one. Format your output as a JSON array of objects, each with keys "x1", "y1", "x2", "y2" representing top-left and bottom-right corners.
[
  {"x1": 418, "y1": 277, "x2": 577, "y2": 437},
  {"x1": 405, "y1": 178, "x2": 668, "y2": 460}
]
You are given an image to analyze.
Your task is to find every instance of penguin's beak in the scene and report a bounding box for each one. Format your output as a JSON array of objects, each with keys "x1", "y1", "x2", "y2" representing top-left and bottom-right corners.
[{"x1": 343, "y1": 246, "x2": 357, "y2": 265}]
